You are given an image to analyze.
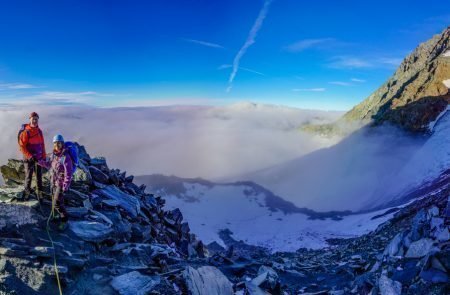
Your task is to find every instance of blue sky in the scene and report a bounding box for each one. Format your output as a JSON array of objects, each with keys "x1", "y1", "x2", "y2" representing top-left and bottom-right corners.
[{"x1": 0, "y1": 0, "x2": 449, "y2": 110}]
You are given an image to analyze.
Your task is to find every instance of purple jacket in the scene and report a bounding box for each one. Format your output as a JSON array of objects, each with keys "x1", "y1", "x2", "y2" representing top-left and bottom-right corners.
[{"x1": 39, "y1": 149, "x2": 73, "y2": 191}]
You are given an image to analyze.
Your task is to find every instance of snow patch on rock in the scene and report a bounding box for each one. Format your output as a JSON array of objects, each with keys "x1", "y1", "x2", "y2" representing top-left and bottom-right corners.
[{"x1": 442, "y1": 79, "x2": 450, "y2": 88}]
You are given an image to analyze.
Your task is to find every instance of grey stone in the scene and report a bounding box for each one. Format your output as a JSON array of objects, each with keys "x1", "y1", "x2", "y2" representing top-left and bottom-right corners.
[
  {"x1": 430, "y1": 217, "x2": 444, "y2": 230},
  {"x1": 391, "y1": 266, "x2": 420, "y2": 284},
  {"x1": 245, "y1": 282, "x2": 268, "y2": 295},
  {"x1": 411, "y1": 209, "x2": 428, "y2": 241},
  {"x1": 72, "y1": 161, "x2": 92, "y2": 184},
  {"x1": 0, "y1": 159, "x2": 25, "y2": 185},
  {"x1": 93, "y1": 185, "x2": 141, "y2": 219},
  {"x1": 403, "y1": 232, "x2": 412, "y2": 248},
  {"x1": 0, "y1": 258, "x2": 7, "y2": 272},
  {"x1": 42, "y1": 264, "x2": 68, "y2": 275},
  {"x1": 405, "y1": 238, "x2": 435, "y2": 258},
  {"x1": 0, "y1": 202, "x2": 39, "y2": 230},
  {"x1": 252, "y1": 265, "x2": 278, "y2": 290},
  {"x1": 69, "y1": 220, "x2": 113, "y2": 242},
  {"x1": 110, "y1": 271, "x2": 160, "y2": 295},
  {"x1": 90, "y1": 157, "x2": 107, "y2": 167},
  {"x1": 89, "y1": 166, "x2": 109, "y2": 184},
  {"x1": 384, "y1": 232, "x2": 403, "y2": 257},
  {"x1": 434, "y1": 226, "x2": 449, "y2": 241},
  {"x1": 30, "y1": 246, "x2": 55, "y2": 258},
  {"x1": 183, "y1": 266, "x2": 233, "y2": 295},
  {"x1": 66, "y1": 207, "x2": 89, "y2": 218},
  {"x1": 378, "y1": 275, "x2": 401, "y2": 295},
  {"x1": 58, "y1": 257, "x2": 87, "y2": 268},
  {"x1": 420, "y1": 268, "x2": 448, "y2": 283},
  {"x1": 428, "y1": 206, "x2": 439, "y2": 217}
]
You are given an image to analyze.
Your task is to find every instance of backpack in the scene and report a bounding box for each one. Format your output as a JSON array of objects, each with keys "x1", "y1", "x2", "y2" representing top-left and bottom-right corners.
[
  {"x1": 18, "y1": 124, "x2": 43, "y2": 144},
  {"x1": 18, "y1": 124, "x2": 28, "y2": 143},
  {"x1": 63, "y1": 141, "x2": 79, "y2": 174}
]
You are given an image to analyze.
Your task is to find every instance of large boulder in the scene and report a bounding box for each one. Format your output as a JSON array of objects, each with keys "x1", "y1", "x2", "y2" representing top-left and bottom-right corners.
[
  {"x1": 69, "y1": 221, "x2": 113, "y2": 242},
  {"x1": 93, "y1": 185, "x2": 141, "y2": 219},
  {"x1": 405, "y1": 238, "x2": 436, "y2": 258},
  {"x1": 72, "y1": 161, "x2": 92, "y2": 185},
  {"x1": 183, "y1": 266, "x2": 233, "y2": 295},
  {"x1": 0, "y1": 202, "x2": 39, "y2": 230},
  {"x1": 75, "y1": 143, "x2": 91, "y2": 163},
  {"x1": 0, "y1": 159, "x2": 26, "y2": 185},
  {"x1": 378, "y1": 275, "x2": 402, "y2": 295},
  {"x1": 384, "y1": 232, "x2": 404, "y2": 257},
  {"x1": 110, "y1": 271, "x2": 160, "y2": 295},
  {"x1": 88, "y1": 166, "x2": 109, "y2": 184}
]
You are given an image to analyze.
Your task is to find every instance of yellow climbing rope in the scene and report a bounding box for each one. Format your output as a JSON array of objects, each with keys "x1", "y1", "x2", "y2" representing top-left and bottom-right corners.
[
  {"x1": 36, "y1": 161, "x2": 63, "y2": 295},
  {"x1": 46, "y1": 187, "x2": 64, "y2": 295}
]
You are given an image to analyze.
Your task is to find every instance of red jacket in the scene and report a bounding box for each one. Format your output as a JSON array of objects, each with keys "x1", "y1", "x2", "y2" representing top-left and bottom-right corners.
[{"x1": 19, "y1": 124, "x2": 46, "y2": 160}]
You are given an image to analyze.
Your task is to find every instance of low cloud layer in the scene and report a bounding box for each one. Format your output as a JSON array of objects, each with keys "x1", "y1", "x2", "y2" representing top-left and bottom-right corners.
[
  {"x1": 0, "y1": 103, "x2": 342, "y2": 181},
  {"x1": 237, "y1": 124, "x2": 431, "y2": 212}
]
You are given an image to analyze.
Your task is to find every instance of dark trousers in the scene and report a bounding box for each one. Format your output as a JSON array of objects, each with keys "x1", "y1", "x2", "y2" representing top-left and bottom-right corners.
[
  {"x1": 23, "y1": 159, "x2": 43, "y2": 193},
  {"x1": 52, "y1": 186, "x2": 68, "y2": 222}
]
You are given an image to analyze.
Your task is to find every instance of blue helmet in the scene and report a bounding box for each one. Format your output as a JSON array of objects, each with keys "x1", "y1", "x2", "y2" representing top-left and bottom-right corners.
[{"x1": 53, "y1": 134, "x2": 64, "y2": 143}]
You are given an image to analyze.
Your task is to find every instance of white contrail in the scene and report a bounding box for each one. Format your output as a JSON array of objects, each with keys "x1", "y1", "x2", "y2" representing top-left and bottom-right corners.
[
  {"x1": 226, "y1": 0, "x2": 273, "y2": 92},
  {"x1": 219, "y1": 64, "x2": 265, "y2": 76},
  {"x1": 182, "y1": 38, "x2": 225, "y2": 49}
]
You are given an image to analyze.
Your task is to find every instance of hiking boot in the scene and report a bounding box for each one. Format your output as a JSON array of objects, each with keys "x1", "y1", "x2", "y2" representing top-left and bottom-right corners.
[
  {"x1": 20, "y1": 190, "x2": 31, "y2": 201},
  {"x1": 57, "y1": 221, "x2": 68, "y2": 231},
  {"x1": 50, "y1": 213, "x2": 62, "y2": 223},
  {"x1": 36, "y1": 191, "x2": 44, "y2": 203}
]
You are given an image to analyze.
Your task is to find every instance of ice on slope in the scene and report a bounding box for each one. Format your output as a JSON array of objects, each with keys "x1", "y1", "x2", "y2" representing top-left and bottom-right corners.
[
  {"x1": 162, "y1": 182, "x2": 396, "y2": 252},
  {"x1": 428, "y1": 105, "x2": 450, "y2": 132},
  {"x1": 378, "y1": 108, "x2": 450, "y2": 204}
]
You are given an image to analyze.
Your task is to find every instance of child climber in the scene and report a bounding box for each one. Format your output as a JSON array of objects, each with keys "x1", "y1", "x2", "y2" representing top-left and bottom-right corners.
[{"x1": 38, "y1": 134, "x2": 73, "y2": 230}]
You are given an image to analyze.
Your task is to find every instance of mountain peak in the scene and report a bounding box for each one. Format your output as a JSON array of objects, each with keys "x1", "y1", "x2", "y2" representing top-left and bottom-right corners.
[{"x1": 343, "y1": 26, "x2": 450, "y2": 132}]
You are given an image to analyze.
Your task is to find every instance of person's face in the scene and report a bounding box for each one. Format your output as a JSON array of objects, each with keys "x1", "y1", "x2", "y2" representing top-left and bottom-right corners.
[
  {"x1": 29, "y1": 116, "x2": 39, "y2": 127},
  {"x1": 54, "y1": 141, "x2": 63, "y2": 152}
]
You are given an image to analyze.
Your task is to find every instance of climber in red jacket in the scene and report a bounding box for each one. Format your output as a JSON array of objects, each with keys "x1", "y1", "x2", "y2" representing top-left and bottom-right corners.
[{"x1": 18, "y1": 112, "x2": 46, "y2": 200}]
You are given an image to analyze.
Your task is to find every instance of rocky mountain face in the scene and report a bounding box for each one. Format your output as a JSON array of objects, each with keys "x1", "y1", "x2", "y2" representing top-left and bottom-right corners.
[
  {"x1": 344, "y1": 26, "x2": 450, "y2": 131},
  {"x1": 0, "y1": 143, "x2": 449, "y2": 295},
  {"x1": 304, "y1": 26, "x2": 450, "y2": 135},
  {"x1": 0, "y1": 144, "x2": 207, "y2": 294}
]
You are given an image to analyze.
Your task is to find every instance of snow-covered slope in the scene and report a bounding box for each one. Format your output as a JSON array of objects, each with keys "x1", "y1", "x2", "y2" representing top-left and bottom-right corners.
[
  {"x1": 365, "y1": 107, "x2": 450, "y2": 209},
  {"x1": 135, "y1": 175, "x2": 400, "y2": 252}
]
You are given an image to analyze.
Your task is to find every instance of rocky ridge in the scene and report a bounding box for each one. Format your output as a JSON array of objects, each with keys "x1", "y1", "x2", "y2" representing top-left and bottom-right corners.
[
  {"x1": 0, "y1": 143, "x2": 448, "y2": 294},
  {"x1": 303, "y1": 26, "x2": 450, "y2": 135}
]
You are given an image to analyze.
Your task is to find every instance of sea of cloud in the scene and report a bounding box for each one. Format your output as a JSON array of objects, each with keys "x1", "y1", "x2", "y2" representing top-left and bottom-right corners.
[{"x1": 0, "y1": 102, "x2": 343, "y2": 181}]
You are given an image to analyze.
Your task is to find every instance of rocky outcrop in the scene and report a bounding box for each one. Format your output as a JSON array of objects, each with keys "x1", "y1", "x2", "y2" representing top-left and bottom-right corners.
[
  {"x1": 345, "y1": 27, "x2": 450, "y2": 129},
  {"x1": 183, "y1": 266, "x2": 233, "y2": 295},
  {"x1": 304, "y1": 26, "x2": 450, "y2": 134},
  {"x1": 0, "y1": 143, "x2": 206, "y2": 294}
]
